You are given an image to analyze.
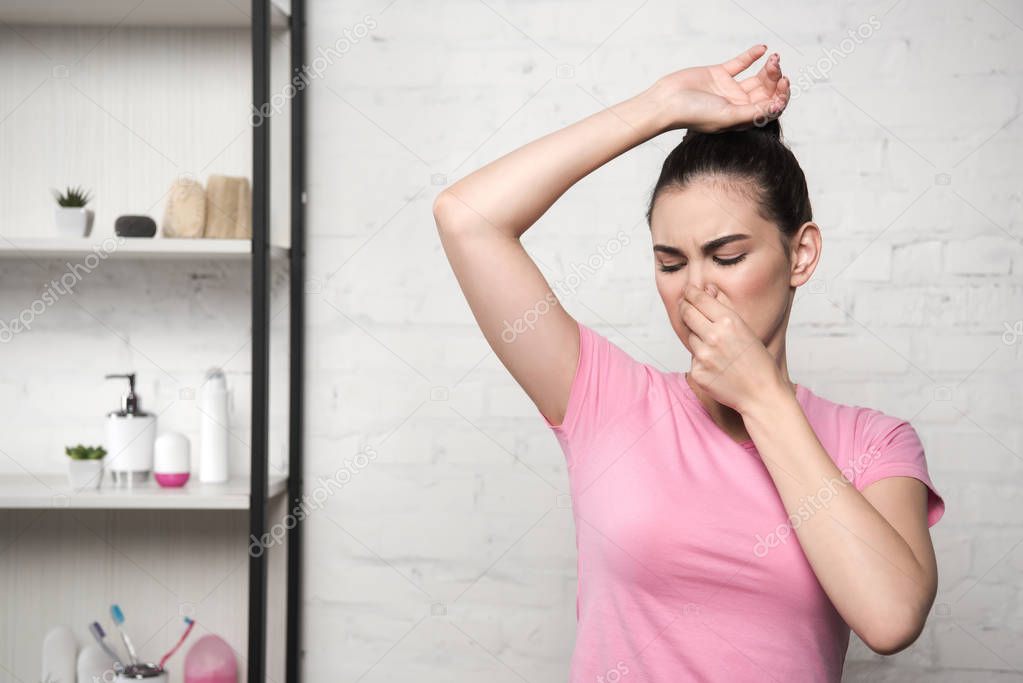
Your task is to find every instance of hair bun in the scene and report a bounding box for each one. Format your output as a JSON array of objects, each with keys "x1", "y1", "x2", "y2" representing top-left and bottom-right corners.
[{"x1": 754, "y1": 116, "x2": 783, "y2": 140}]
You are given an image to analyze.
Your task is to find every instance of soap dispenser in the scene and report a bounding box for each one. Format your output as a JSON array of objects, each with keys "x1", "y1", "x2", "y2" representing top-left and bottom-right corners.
[{"x1": 104, "y1": 372, "x2": 158, "y2": 486}]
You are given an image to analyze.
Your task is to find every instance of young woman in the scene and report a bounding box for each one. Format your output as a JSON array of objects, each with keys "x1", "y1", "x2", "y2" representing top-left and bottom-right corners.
[{"x1": 433, "y1": 45, "x2": 944, "y2": 682}]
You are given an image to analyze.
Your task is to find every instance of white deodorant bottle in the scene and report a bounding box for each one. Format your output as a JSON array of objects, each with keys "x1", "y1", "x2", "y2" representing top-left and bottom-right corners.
[
  {"x1": 41, "y1": 624, "x2": 78, "y2": 683},
  {"x1": 199, "y1": 367, "x2": 230, "y2": 483}
]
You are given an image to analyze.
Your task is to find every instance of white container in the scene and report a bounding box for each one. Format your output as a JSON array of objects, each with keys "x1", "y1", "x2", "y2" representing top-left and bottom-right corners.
[
  {"x1": 199, "y1": 368, "x2": 230, "y2": 483},
  {"x1": 54, "y1": 206, "x2": 94, "y2": 237},
  {"x1": 154, "y1": 432, "x2": 191, "y2": 487},
  {"x1": 42, "y1": 625, "x2": 79, "y2": 683},
  {"x1": 106, "y1": 416, "x2": 157, "y2": 484},
  {"x1": 104, "y1": 373, "x2": 157, "y2": 485},
  {"x1": 67, "y1": 458, "x2": 104, "y2": 490}
]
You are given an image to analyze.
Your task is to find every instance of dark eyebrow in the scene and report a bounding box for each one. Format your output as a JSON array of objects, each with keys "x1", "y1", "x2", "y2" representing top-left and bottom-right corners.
[{"x1": 653, "y1": 233, "x2": 751, "y2": 258}]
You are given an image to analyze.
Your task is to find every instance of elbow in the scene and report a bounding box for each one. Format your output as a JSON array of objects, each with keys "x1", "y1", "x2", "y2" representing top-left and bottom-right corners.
[
  {"x1": 859, "y1": 604, "x2": 928, "y2": 656},
  {"x1": 862, "y1": 631, "x2": 917, "y2": 657},
  {"x1": 432, "y1": 190, "x2": 464, "y2": 233},
  {"x1": 433, "y1": 189, "x2": 496, "y2": 238},
  {"x1": 432, "y1": 190, "x2": 450, "y2": 227}
]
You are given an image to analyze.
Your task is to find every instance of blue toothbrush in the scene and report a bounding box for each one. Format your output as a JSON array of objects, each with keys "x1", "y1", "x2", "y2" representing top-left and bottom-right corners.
[
  {"x1": 110, "y1": 604, "x2": 139, "y2": 666},
  {"x1": 88, "y1": 621, "x2": 125, "y2": 673}
]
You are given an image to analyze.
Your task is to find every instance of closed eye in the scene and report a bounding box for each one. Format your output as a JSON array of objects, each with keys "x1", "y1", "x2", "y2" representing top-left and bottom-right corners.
[{"x1": 658, "y1": 254, "x2": 747, "y2": 272}]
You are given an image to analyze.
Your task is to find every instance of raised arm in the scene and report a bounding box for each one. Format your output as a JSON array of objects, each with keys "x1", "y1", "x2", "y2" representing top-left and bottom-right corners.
[{"x1": 433, "y1": 45, "x2": 789, "y2": 427}]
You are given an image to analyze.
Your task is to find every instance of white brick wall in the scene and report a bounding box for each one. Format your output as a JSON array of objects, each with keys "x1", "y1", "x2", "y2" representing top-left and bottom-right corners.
[
  {"x1": 302, "y1": 1, "x2": 1023, "y2": 679},
  {"x1": 298, "y1": 0, "x2": 1023, "y2": 679}
]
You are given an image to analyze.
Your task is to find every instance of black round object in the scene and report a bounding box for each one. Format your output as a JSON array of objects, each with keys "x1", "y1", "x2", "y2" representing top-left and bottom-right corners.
[{"x1": 115, "y1": 214, "x2": 157, "y2": 237}]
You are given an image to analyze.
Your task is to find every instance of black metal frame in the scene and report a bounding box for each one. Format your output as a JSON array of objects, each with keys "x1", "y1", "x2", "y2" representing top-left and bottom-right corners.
[
  {"x1": 286, "y1": 0, "x2": 307, "y2": 680},
  {"x1": 249, "y1": 0, "x2": 305, "y2": 681}
]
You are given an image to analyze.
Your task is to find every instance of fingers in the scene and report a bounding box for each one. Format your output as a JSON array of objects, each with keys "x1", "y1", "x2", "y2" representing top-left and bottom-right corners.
[
  {"x1": 680, "y1": 298, "x2": 712, "y2": 344},
  {"x1": 765, "y1": 75, "x2": 791, "y2": 116},
  {"x1": 685, "y1": 326, "x2": 707, "y2": 359},
  {"x1": 726, "y1": 75, "x2": 791, "y2": 128},
  {"x1": 683, "y1": 284, "x2": 729, "y2": 323},
  {"x1": 739, "y1": 51, "x2": 782, "y2": 95},
  {"x1": 721, "y1": 44, "x2": 767, "y2": 77}
]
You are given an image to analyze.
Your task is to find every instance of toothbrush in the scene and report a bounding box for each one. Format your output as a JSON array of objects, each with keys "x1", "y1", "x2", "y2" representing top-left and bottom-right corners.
[
  {"x1": 158, "y1": 617, "x2": 195, "y2": 669},
  {"x1": 87, "y1": 622, "x2": 125, "y2": 673},
  {"x1": 110, "y1": 604, "x2": 139, "y2": 666}
]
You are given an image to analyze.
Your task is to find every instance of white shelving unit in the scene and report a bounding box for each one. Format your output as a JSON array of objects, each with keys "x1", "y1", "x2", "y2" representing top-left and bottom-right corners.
[
  {"x1": 0, "y1": 0, "x2": 292, "y2": 27},
  {"x1": 0, "y1": 236, "x2": 289, "y2": 260},
  {"x1": 0, "y1": 473, "x2": 288, "y2": 510},
  {"x1": 0, "y1": 1, "x2": 305, "y2": 682}
]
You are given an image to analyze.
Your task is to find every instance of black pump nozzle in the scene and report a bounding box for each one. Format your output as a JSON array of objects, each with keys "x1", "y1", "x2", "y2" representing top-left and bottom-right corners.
[{"x1": 105, "y1": 373, "x2": 140, "y2": 414}]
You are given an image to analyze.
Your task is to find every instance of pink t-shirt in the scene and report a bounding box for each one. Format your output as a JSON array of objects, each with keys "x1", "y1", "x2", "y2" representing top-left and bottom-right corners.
[{"x1": 539, "y1": 320, "x2": 945, "y2": 682}]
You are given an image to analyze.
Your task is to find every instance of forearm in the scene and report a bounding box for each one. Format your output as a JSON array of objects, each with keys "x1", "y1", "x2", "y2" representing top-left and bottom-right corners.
[
  {"x1": 741, "y1": 383, "x2": 931, "y2": 647},
  {"x1": 436, "y1": 88, "x2": 669, "y2": 239}
]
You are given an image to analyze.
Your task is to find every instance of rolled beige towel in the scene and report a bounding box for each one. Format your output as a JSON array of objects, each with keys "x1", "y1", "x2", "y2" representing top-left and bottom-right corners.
[
  {"x1": 162, "y1": 177, "x2": 206, "y2": 238},
  {"x1": 204, "y1": 174, "x2": 252, "y2": 239}
]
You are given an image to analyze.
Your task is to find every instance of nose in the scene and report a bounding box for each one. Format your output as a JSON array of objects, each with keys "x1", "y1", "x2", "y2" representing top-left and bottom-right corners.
[{"x1": 683, "y1": 263, "x2": 708, "y2": 295}]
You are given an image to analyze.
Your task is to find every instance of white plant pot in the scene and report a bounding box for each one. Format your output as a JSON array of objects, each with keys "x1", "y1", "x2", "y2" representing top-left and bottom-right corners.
[
  {"x1": 54, "y1": 206, "x2": 94, "y2": 237},
  {"x1": 67, "y1": 458, "x2": 104, "y2": 490}
]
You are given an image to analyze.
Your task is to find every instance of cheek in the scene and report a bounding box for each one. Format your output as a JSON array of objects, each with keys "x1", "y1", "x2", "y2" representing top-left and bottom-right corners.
[
  {"x1": 655, "y1": 278, "x2": 689, "y2": 335},
  {"x1": 723, "y1": 263, "x2": 787, "y2": 329},
  {"x1": 655, "y1": 276, "x2": 682, "y2": 307}
]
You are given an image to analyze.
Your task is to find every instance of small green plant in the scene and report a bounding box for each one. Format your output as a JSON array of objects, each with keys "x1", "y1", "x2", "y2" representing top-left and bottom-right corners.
[
  {"x1": 52, "y1": 185, "x2": 93, "y2": 207},
  {"x1": 65, "y1": 444, "x2": 107, "y2": 460}
]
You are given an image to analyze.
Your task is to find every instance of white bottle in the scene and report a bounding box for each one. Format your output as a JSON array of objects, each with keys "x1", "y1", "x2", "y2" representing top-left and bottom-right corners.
[
  {"x1": 41, "y1": 624, "x2": 78, "y2": 683},
  {"x1": 199, "y1": 368, "x2": 230, "y2": 483},
  {"x1": 105, "y1": 372, "x2": 158, "y2": 486}
]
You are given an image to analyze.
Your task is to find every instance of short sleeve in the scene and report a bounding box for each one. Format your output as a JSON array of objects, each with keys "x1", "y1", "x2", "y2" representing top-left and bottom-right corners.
[
  {"x1": 537, "y1": 320, "x2": 651, "y2": 466},
  {"x1": 854, "y1": 410, "x2": 945, "y2": 527}
]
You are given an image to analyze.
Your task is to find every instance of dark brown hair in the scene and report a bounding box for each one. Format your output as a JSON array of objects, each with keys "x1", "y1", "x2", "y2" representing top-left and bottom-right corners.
[{"x1": 645, "y1": 118, "x2": 812, "y2": 245}]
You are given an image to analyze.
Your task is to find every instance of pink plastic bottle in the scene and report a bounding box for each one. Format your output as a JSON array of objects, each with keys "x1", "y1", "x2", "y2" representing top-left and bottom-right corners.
[{"x1": 184, "y1": 634, "x2": 237, "y2": 683}]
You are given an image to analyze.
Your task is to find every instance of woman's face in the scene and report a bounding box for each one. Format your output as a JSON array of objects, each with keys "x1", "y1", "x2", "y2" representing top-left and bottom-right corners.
[{"x1": 649, "y1": 179, "x2": 815, "y2": 356}]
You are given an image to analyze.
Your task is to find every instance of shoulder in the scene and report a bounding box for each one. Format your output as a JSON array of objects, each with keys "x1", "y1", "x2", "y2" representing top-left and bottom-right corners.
[
  {"x1": 576, "y1": 321, "x2": 664, "y2": 382},
  {"x1": 801, "y1": 386, "x2": 945, "y2": 527},
  {"x1": 574, "y1": 321, "x2": 670, "y2": 405},
  {"x1": 546, "y1": 321, "x2": 666, "y2": 451},
  {"x1": 797, "y1": 385, "x2": 916, "y2": 454}
]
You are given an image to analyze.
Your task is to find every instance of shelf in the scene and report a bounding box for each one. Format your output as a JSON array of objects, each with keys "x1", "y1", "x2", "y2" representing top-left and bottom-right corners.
[
  {"x1": 0, "y1": 237, "x2": 289, "y2": 260},
  {"x1": 0, "y1": 473, "x2": 288, "y2": 510},
  {"x1": 0, "y1": 0, "x2": 291, "y2": 28}
]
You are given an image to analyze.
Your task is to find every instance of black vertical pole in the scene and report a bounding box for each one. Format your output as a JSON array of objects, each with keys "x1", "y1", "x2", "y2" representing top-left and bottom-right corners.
[
  {"x1": 286, "y1": 0, "x2": 306, "y2": 681},
  {"x1": 249, "y1": 0, "x2": 270, "y2": 681}
]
